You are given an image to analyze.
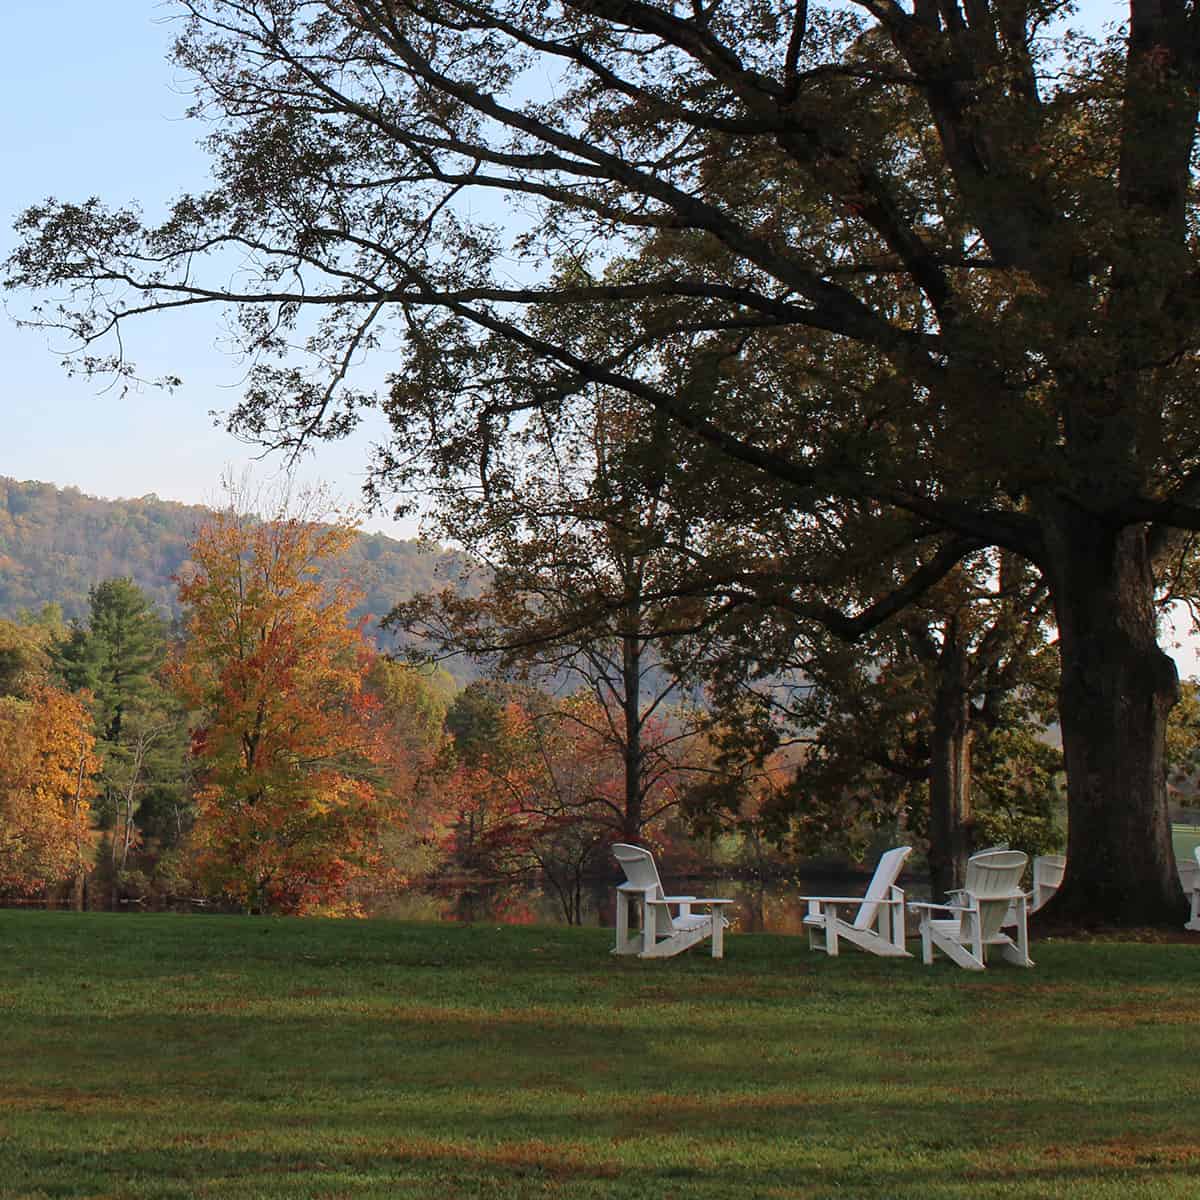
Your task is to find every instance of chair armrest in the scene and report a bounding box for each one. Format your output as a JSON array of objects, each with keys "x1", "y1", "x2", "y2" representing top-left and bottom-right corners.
[
  {"x1": 907, "y1": 900, "x2": 968, "y2": 915},
  {"x1": 647, "y1": 897, "x2": 732, "y2": 906},
  {"x1": 659, "y1": 894, "x2": 697, "y2": 902}
]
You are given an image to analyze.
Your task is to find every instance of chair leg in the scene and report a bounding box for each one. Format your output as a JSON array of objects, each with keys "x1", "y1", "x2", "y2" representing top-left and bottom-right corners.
[
  {"x1": 806, "y1": 900, "x2": 824, "y2": 953},
  {"x1": 641, "y1": 895, "x2": 656, "y2": 957},
  {"x1": 1014, "y1": 900, "x2": 1032, "y2": 966},
  {"x1": 886, "y1": 897, "x2": 906, "y2": 953},
  {"x1": 711, "y1": 915, "x2": 724, "y2": 959},
  {"x1": 967, "y1": 910, "x2": 983, "y2": 966},
  {"x1": 613, "y1": 892, "x2": 641, "y2": 955},
  {"x1": 935, "y1": 934, "x2": 986, "y2": 970}
]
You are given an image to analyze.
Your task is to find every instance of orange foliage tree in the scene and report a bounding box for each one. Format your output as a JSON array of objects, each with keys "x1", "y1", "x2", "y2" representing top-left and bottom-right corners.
[
  {"x1": 435, "y1": 688, "x2": 705, "y2": 923},
  {"x1": 172, "y1": 504, "x2": 388, "y2": 915},
  {"x1": 0, "y1": 685, "x2": 98, "y2": 898},
  {"x1": 361, "y1": 658, "x2": 455, "y2": 892},
  {"x1": 431, "y1": 695, "x2": 543, "y2": 921}
]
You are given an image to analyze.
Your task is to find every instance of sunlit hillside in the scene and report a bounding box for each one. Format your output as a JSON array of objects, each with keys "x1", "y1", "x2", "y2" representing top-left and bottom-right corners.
[{"x1": 0, "y1": 476, "x2": 464, "y2": 654}]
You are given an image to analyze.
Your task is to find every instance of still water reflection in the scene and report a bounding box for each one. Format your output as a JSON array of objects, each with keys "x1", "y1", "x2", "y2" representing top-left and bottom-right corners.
[{"x1": 375, "y1": 869, "x2": 930, "y2": 935}]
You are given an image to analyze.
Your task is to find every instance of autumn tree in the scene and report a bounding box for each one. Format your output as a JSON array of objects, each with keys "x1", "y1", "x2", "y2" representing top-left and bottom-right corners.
[
  {"x1": 10, "y1": 1, "x2": 1200, "y2": 923},
  {"x1": 432, "y1": 684, "x2": 546, "y2": 919},
  {"x1": 0, "y1": 685, "x2": 99, "y2": 901},
  {"x1": 172, "y1": 500, "x2": 388, "y2": 915},
  {"x1": 368, "y1": 658, "x2": 456, "y2": 760},
  {"x1": 435, "y1": 683, "x2": 701, "y2": 922},
  {"x1": 0, "y1": 611, "x2": 99, "y2": 903},
  {"x1": 361, "y1": 657, "x2": 456, "y2": 891},
  {"x1": 0, "y1": 608, "x2": 65, "y2": 698},
  {"x1": 393, "y1": 397, "x2": 719, "y2": 844}
]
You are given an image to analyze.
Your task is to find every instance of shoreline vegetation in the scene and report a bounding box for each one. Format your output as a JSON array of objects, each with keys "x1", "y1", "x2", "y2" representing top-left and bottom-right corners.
[{"x1": 6, "y1": 824, "x2": 1199, "y2": 932}]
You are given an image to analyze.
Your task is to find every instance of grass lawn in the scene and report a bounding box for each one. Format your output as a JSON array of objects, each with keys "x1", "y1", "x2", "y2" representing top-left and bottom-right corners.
[{"x1": 0, "y1": 911, "x2": 1196, "y2": 1199}]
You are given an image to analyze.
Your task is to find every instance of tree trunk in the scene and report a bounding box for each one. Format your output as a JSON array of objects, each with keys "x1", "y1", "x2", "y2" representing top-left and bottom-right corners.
[
  {"x1": 620, "y1": 631, "x2": 644, "y2": 842},
  {"x1": 927, "y1": 637, "x2": 974, "y2": 901},
  {"x1": 1041, "y1": 509, "x2": 1185, "y2": 926}
]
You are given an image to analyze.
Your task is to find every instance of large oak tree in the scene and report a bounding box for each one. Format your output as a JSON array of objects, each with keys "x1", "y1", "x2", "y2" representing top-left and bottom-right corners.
[{"x1": 7, "y1": 0, "x2": 1200, "y2": 923}]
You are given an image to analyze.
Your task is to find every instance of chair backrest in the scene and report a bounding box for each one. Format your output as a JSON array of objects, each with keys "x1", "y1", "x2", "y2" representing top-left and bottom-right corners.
[
  {"x1": 1031, "y1": 854, "x2": 1066, "y2": 911},
  {"x1": 612, "y1": 843, "x2": 664, "y2": 897},
  {"x1": 963, "y1": 849, "x2": 1028, "y2": 941},
  {"x1": 852, "y1": 846, "x2": 913, "y2": 930},
  {"x1": 613, "y1": 844, "x2": 682, "y2": 938},
  {"x1": 964, "y1": 849, "x2": 1028, "y2": 896}
]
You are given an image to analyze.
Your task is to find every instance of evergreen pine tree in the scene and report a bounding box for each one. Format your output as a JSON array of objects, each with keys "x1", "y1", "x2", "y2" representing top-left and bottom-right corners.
[
  {"x1": 53, "y1": 579, "x2": 190, "y2": 888},
  {"x1": 56, "y1": 578, "x2": 166, "y2": 744}
]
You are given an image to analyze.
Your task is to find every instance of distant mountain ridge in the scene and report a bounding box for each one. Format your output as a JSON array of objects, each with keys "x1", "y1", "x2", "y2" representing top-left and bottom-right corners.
[{"x1": 0, "y1": 477, "x2": 462, "y2": 651}]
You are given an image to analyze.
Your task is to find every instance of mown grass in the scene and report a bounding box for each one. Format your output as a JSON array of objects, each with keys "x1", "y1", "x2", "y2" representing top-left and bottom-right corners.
[{"x1": 0, "y1": 911, "x2": 1196, "y2": 1199}]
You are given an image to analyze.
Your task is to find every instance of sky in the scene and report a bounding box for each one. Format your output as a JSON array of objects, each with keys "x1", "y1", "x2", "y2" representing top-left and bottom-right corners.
[
  {"x1": 1, "y1": 1, "x2": 412, "y2": 537},
  {"x1": 2, "y1": 1, "x2": 1196, "y2": 675}
]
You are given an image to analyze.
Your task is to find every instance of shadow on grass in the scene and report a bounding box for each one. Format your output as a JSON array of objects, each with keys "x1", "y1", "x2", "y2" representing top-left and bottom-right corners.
[
  {"x1": 2, "y1": 913, "x2": 1197, "y2": 1198},
  {"x1": 6, "y1": 1125, "x2": 1200, "y2": 1200}
]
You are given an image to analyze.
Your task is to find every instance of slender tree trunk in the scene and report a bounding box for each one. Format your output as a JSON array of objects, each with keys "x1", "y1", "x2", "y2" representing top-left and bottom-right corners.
[
  {"x1": 1042, "y1": 509, "x2": 1185, "y2": 925},
  {"x1": 620, "y1": 631, "x2": 643, "y2": 842},
  {"x1": 71, "y1": 735, "x2": 90, "y2": 912},
  {"x1": 927, "y1": 639, "x2": 974, "y2": 901}
]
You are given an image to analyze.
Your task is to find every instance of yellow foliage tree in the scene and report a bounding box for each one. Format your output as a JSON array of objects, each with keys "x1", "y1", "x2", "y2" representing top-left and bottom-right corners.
[
  {"x1": 172, "y1": 504, "x2": 389, "y2": 915},
  {"x1": 0, "y1": 685, "x2": 98, "y2": 897}
]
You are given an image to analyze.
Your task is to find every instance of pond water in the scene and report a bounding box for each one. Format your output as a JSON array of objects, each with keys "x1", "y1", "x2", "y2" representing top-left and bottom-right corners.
[
  {"x1": 374, "y1": 868, "x2": 932, "y2": 935},
  {"x1": 3, "y1": 865, "x2": 934, "y2": 926}
]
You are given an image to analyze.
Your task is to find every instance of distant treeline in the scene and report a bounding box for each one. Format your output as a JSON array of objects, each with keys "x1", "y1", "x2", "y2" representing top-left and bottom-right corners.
[{"x1": 0, "y1": 477, "x2": 465, "y2": 661}]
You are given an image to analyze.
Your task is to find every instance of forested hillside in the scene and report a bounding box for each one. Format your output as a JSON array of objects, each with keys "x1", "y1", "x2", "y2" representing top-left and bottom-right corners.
[{"x1": 0, "y1": 477, "x2": 460, "y2": 646}]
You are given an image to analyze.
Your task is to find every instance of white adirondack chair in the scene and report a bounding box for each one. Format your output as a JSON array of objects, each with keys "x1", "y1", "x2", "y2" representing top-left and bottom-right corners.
[
  {"x1": 909, "y1": 849, "x2": 1034, "y2": 970},
  {"x1": 1002, "y1": 852, "x2": 1066, "y2": 928},
  {"x1": 1182, "y1": 849, "x2": 1200, "y2": 933},
  {"x1": 1030, "y1": 854, "x2": 1066, "y2": 913},
  {"x1": 1002, "y1": 852, "x2": 1065, "y2": 929},
  {"x1": 799, "y1": 845, "x2": 913, "y2": 958},
  {"x1": 611, "y1": 844, "x2": 734, "y2": 959}
]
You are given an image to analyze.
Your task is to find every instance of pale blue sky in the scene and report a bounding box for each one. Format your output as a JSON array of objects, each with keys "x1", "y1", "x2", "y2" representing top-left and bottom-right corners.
[
  {"x1": 3, "y1": 1, "x2": 1195, "y2": 673},
  {"x1": 1, "y1": 1, "x2": 412, "y2": 537}
]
